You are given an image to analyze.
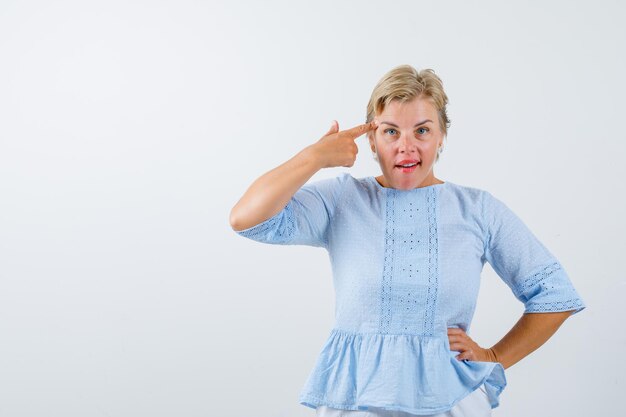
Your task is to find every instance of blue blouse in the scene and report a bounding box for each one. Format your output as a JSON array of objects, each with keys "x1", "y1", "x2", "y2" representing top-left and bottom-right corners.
[{"x1": 233, "y1": 173, "x2": 586, "y2": 415}]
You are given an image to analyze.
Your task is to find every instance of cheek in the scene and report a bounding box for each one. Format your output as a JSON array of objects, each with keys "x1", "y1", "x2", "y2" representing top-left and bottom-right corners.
[
  {"x1": 377, "y1": 144, "x2": 395, "y2": 159},
  {"x1": 418, "y1": 141, "x2": 439, "y2": 154}
]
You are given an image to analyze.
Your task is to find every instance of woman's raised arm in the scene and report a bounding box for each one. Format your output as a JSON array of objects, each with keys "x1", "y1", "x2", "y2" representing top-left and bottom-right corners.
[{"x1": 229, "y1": 120, "x2": 378, "y2": 231}]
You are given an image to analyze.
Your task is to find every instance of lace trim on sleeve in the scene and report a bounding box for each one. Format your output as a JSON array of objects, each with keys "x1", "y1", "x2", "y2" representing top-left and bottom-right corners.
[{"x1": 234, "y1": 200, "x2": 295, "y2": 244}]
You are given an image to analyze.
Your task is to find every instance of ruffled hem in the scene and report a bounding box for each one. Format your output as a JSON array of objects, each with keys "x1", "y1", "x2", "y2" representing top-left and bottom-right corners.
[{"x1": 298, "y1": 328, "x2": 507, "y2": 415}]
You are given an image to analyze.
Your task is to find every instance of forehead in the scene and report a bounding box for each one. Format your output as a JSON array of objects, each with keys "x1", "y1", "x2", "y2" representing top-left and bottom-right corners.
[{"x1": 379, "y1": 97, "x2": 437, "y2": 121}]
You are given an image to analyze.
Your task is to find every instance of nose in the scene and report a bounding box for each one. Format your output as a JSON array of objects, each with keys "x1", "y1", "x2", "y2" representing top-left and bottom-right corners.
[{"x1": 398, "y1": 131, "x2": 417, "y2": 153}]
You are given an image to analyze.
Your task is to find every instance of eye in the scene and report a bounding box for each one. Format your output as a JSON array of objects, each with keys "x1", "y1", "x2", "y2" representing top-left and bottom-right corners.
[
  {"x1": 384, "y1": 128, "x2": 398, "y2": 136},
  {"x1": 417, "y1": 127, "x2": 429, "y2": 135}
]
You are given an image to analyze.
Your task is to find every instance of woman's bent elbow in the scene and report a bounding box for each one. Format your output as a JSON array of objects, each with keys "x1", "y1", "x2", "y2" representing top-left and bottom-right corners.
[{"x1": 229, "y1": 207, "x2": 244, "y2": 231}]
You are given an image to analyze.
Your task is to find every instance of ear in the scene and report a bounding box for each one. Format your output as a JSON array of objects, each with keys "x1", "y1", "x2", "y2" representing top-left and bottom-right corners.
[{"x1": 368, "y1": 133, "x2": 376, "y2": 153}]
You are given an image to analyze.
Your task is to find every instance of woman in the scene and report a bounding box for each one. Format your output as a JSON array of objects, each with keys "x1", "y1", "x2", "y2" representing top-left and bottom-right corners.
[{"x1": 229, "y1": 65, "x2": 585, "y2": 417}]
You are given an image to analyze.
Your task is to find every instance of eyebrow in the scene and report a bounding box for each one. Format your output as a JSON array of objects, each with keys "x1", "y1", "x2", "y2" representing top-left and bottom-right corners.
[{"x1": 381, "y1": 120, "x2": 433, "y2": 127}]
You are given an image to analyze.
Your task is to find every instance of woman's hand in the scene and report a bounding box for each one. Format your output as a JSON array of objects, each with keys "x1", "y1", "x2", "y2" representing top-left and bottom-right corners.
[
  {"x1": 448, "y1": 327, "x2": 498, "y2": 362},
  {"x1": 308, "y1": 120, "x2": 378, "y2": 168}
]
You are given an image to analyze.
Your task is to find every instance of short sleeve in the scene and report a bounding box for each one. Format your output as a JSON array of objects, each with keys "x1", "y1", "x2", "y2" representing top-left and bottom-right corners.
[
  {"x1": 481, "y1": 191, "x2": 586, "y2": 315},
  {"x1": 233, "y1": 173, "x2": 348, "y2": 248}
]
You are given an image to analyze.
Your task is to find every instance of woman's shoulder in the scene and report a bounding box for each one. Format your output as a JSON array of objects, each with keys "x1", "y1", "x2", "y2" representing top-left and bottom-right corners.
[
  {"x1": 438, "y1": 181, "x2": 510, "y2": 223},
  {"x1": 445, "y1": 183, "x2": 519, "y2": 222},
  {"x1": 442, "y1": 179, "x2": 484, "y2": 193},
  {"x1": 315, "y1": 172, "x2": 375, "y2": 192},
  {"x1": 300, "y1": 172, "x2": 364, "y2": 201},
  {"x1": 438, "y1": 180, "x2": 490, "y2": 204}
]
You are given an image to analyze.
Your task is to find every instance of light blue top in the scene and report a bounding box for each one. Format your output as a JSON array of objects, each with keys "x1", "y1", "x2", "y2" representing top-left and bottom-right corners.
[{"x1": 234, "y1": 173, "x2": 586, "y2": 415}]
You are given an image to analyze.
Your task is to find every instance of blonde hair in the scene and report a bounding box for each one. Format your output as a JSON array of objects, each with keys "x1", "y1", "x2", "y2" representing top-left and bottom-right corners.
[{"x1": 366, "y1": 65, "x2": 451, "y2": 162}]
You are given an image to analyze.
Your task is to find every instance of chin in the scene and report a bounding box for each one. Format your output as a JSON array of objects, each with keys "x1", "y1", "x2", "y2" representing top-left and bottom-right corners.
[{"x1": 392, "y1": 177, "x2": 421, "y2": 189}]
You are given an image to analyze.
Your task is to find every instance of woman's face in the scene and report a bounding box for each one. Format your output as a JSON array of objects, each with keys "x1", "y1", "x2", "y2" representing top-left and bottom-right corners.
[{"x1": 369, "y1": 97, "x2": 444, "y2": 190}]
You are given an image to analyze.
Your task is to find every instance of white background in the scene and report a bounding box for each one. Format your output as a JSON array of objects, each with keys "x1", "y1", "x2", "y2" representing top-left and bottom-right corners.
[{"x1": 0, "y1": 1, "x2": 623, "y2": 416}]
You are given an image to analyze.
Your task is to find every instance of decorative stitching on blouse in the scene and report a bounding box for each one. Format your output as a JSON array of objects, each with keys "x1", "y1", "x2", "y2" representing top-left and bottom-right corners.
[
  {"x1": 425, "y1": 188, "x2": 439, "y2": 336},
  {"x1": 519, "y1": 261, "x2": 561, "y2": 293},
  {"x1": 235, "y1": 200, "x2": 295, "y2": 243},
  {"x1": 380, "y1": 191, "x2": 396, "y2": 333},
  {"x1": 525, "y1": 298, "x2": 585, "y2": 312},
  {"x1": 284, "y1": 201, "x2": 295, "y2": 242}
]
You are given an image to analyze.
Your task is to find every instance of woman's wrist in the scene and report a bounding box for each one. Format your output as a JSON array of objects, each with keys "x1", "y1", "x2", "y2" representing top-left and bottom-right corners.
[
  {"x1": 299, "y1": 144, "x2": 327, "y2": 170},
  {"x1": 486, "y1": 347, "x2": 499, "y2": 363}
]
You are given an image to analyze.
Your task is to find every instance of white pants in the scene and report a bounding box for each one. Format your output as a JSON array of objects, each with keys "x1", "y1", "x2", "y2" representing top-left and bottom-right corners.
[{"x1": 316, "y1": 384, "x2": 491, "y2": 417}]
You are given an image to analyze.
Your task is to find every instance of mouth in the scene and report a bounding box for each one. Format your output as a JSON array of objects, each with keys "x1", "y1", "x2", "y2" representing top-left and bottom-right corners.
[{"x1": 395, "y1": 161, "x2": 421, "y2": 173}]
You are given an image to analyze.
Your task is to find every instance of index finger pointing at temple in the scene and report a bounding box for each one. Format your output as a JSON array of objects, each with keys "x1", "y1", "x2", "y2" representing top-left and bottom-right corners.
[{"x1": 342, "y1": 120, "x2": 379, "y2": 140}]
